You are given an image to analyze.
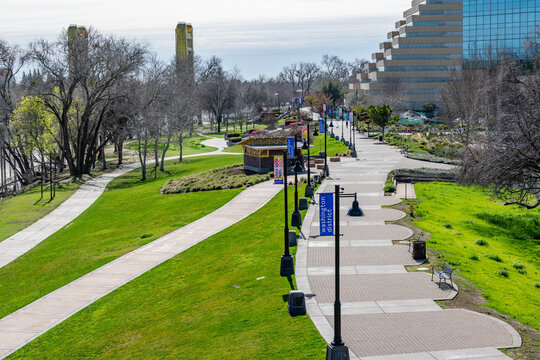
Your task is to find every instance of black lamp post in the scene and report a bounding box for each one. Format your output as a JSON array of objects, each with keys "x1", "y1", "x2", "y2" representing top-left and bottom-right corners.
[
  {"x1": 291, "y1": 152, "x2": 302, "y2": 227},
  {"x1": 303, "y1": 124, "x2": 313, "y2": 198},
  {"x1": 326, "y1": 187, "x2": 364, "y2": 359},
  {"x1": 341, "y1": 116, "x2": 345, "y2": 142},
  {"x1": 323, "y1": 112, "x2": 330, "y2": 177},
  {"x1": 280, "y1": 150, "x2": 294, "y2": 277},
  {"x1": 351, "y1": 118, "x2": 357, "y2": 158}
]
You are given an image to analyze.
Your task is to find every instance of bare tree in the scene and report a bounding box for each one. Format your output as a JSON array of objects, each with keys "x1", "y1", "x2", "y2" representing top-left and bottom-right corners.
[
  {"x1": 377, "y1": 75, "x2": 406, "y2": 112},
  {"x1": 461, "y1": 55, "x2": 540, "y2": 209},
  {"x1": 198, "y1": 56, "x2": 236, "y2": 133},
  {"x1": 279, "y1": 62, "x2": 320, "y2": 98},
  {"x1": 321, "y1": 54, "x2": 350, "y2": 83},
  {"x1": 28, "y1": 28, "x2": 147, "y2": 178}
]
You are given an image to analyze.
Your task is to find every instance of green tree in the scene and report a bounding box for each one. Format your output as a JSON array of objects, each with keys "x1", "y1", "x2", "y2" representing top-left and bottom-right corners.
[
  {"x1": 367, "y1": 104, "x2": 397, "y2": 140},
  {"x1": 320, "y1": 79, "x2": 345, "y2": 106},
  {"x1": 10, "y1": 96, "x2": 57, "y2": 161}
]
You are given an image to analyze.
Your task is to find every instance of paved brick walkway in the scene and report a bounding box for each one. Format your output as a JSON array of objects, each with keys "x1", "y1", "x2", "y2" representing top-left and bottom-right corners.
[
  {"x1": 308, "y1": 245, "x2": 421, "y2": 267},
  {"x1": 309, "y1": 224, "x2": 414, "y2": 241},
  {"x1": 297, "y1": 127, "x2": 520, "y2": 359},
  {"x1": 327, "y1": 310, "x2": 518, "y2": 358}
]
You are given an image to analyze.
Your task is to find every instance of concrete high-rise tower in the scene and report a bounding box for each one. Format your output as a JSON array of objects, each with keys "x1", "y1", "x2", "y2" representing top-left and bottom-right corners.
[{"x1": 175, "y1": 22, "x2": 194, "y2": 72}]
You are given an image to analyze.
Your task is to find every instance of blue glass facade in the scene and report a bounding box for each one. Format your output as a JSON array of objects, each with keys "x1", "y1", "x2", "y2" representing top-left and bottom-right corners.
[{"x1": 463, "y1": 0, "x2": 540, "y2": 58}]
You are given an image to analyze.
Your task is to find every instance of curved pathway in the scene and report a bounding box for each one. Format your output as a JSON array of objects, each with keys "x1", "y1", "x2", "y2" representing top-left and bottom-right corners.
[
  {"x1": 297, "y1": 124, "x2": 520, "y2": 359},
  {"x1": 0, "y1": 179, "x2": 279, "y2": 358},
  {"x1": 0, "y1": 136, "x2": 238, "y2": 269}
]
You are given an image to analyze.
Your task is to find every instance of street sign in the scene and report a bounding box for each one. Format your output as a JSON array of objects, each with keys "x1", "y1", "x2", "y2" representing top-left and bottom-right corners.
[
  {"x1": 287, "y1": 137, "x2": 295, "y2": 158},
  {"x1": 274, "y1": 155, "x2": 284, "y2": 184},
  {"x1": 319, "y1": 193, "x2": 334, "y2": 236}
]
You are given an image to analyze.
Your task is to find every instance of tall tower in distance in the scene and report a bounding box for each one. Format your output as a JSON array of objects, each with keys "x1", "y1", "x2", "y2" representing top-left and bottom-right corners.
[{"x1": 175, "y1": 22, "x2": 193, "y2": 72}]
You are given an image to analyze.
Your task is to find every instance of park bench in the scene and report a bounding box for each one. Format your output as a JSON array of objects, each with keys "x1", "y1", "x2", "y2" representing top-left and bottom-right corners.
[{"x1": 431, "y1": 262, "x2": 454, "y2": 287}]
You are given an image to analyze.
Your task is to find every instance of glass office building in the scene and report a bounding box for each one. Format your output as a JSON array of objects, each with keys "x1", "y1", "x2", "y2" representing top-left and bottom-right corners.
[
  {"x1": 350, "y1": 0, "x2": 540, "y2": 110},
  {"x1": 463, "y1": 0, "x2": 539, "y2": 59}
]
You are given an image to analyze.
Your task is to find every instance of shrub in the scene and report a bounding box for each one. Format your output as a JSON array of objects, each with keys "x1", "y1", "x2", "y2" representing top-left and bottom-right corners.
[
  {"x1": 229, "y1": 137, "x2": 242, "y2": 143},
  {"x1": 443, "y1": 223, "x2": 452, "y2": 229},
  {"x1": 512, "y1": 263, "x2": 526, "y2": 274},
  {"x1": 384, "y1": 179, "x2": 396, "y2": 193},
  {"x1": 469, "y1": 255, "x2": 479, "y2": 261},
  {"x1": 226, "y1": 132, "x2": 241, "y2": 138},
  {"x1": 161, "y1": 164, "x2": 270, "y2": 194},
  {"x1": 475, "y1": 239, "x2": 489, "y2": 246},
  {"x1": 496, "y1": 268, "x2": 509, "y2": 278},
  {"x1": 487, "y1": 254, "x2": 503, "y2": 262}
]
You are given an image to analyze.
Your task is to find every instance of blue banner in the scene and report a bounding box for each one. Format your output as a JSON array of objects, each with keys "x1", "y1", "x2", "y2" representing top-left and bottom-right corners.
[
  {"x1": 319, "y1": 119, "x2": 325, "y2": 133},
  {"x1": 347, "y1": 110, "x2": 352, "y2": 123},
  {"x1": 287, "y1": 137, "x2": 295, "y2": 158},
  {"x1": 329, "y1": 106, "x2": 332, "y2": 115},
  {"x1": 319, "y1": 193, "x2": 334, "y2": 236}
]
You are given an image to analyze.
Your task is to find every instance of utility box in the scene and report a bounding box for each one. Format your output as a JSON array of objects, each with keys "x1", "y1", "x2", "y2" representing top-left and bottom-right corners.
[
  {"x1": 288, "y1": 290, "x2": 306, "y2": 315},
  {"x1": 299, "y1": 197, "x2": 308, "y2": 210},
  {"x1": 412, "y1": 240, "x2": 426, "y2": 260},
  {"x1": 289, "y1": 230, "x2": 297, "y2": 246}
]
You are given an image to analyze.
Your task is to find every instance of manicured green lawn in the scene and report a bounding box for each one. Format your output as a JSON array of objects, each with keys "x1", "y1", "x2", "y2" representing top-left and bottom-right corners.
[
  {"x1": 412, "y1": 182, "x2": 540, "y2": 329},
  {"x1": 0, "y1": 182, "x2": 81, "y2": 242},
  {"x1": 305, "y1": 133, "x2": 350, "y2": 157},
  {"x1": 223, "y1": 144, "x2": 244, "y2": 153},
  {"x1": 9, "y1": 185, "x2": 326, "y2": 359},
  {"x1": 126, "y1": 135, "x2": 217, "y2": 157},
  {"x1": 0, "y1": 156, "x2": 242, "y2": 319}
]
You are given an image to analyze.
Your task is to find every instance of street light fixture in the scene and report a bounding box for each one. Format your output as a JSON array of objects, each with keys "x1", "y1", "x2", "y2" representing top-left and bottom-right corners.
[
  {"x1": 323, "y1": 112, "x2": 329, "y2": 177},
  {"x1": 280, "y1": 150, "x2": 294, "y2": 277},
  {"x1": 302, "y1": 124, "x2": 313, "y2": 198},
  {"x1": 291, "y1": 153, "x2": 303, "y2": 227},
  {"x1": 351, "y1": 118, "x2": 357, "y2": 158},
  {"x1": 326, "y1": 185, "x2": 350, "y2": 360}
]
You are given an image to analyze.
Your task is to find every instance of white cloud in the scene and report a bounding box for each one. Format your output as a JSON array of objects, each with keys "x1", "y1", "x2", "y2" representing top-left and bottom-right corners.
[{"x1": 0, "y1": 0, "x2": 410, "y2": 78}]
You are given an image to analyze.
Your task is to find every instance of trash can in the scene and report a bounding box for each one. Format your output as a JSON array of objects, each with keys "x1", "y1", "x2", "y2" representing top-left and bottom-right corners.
[
  {"x1": 412, "y1": 240, "x2": 426, "y2": 260},
  {"x1": 379, "y1": 135, "x2": 383, "y2": 142}
]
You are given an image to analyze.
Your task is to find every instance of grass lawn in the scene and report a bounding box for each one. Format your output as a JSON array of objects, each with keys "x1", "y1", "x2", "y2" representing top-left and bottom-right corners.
[
  {"x1": 411, "y1": 182, "x2": 540, "y2": 329},
  {"x1": 0, "y1": 182, "x2": 81, "y2": 242},
  {"x1": 0, "y1": 156, "x2": 243, "y2": 320},
  {"x1": 223, "y1": 144, "x2": 244, "y2": 153},
  {"x1": 126, "y1": 135, "x2": 217, "y2": 157},
  {"x1": 305, "y1": 133, "x2": 350, "y2": 157},
  {"x1": 9, "y1": 185, "x2": 327, "y2": 359}
]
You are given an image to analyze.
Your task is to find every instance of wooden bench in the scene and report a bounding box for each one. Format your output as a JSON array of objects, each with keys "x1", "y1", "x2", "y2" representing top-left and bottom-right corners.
[{"x1": 431, "y1": 262, "x2": 454, "y2": 287}]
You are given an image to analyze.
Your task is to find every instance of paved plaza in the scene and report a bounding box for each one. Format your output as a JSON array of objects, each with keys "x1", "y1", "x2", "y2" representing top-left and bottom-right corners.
[{"x1": 296, "y1": 120, "x2": 521, "y2": 359}]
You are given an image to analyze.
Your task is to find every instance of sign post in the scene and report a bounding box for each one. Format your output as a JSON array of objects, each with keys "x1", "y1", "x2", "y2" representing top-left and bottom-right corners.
[
  {"x1": 319, "y1": 193, "x2": 334, "y2": 236},
  {"x1": 274, "y1": 155, "x2": 284, "y2": 185},
  {"x1": 287, "y1": 137, "x2": 295, "y2": 158}
]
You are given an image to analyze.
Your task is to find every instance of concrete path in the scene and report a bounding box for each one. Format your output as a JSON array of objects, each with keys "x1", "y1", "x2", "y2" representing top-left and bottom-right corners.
[
  {"x1": 0, "y1": 138, "x2": 240, "y2": 269},
  {"x1": 0, "y1": 179, "x2": 280, "y2": 358},
  {"x1": 297, "y1": 123, "x2": 520, "y2": 359}
]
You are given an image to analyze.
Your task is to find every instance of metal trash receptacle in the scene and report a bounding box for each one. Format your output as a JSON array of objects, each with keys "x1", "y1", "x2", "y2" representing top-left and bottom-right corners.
[{"x1": 412, "y1": 240, "x2": 426, "y2": 260}]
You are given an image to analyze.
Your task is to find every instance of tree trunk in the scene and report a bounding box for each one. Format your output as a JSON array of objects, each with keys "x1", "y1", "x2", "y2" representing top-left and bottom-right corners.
[
  {"x1": 117, "y1": 140, "x2": 124, "y2": 165},
  {"x1": 160, "y1": 123, "x2": 173, "y2": 171},
  {"x1": 178, "y1": 131, "x2": 184, "y2": 162}
]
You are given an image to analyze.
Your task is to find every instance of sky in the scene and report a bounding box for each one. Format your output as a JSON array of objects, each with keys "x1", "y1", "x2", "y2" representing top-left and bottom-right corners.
[{"x1": 0, "y1": 0, "x2": 408, "y2": 79}]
